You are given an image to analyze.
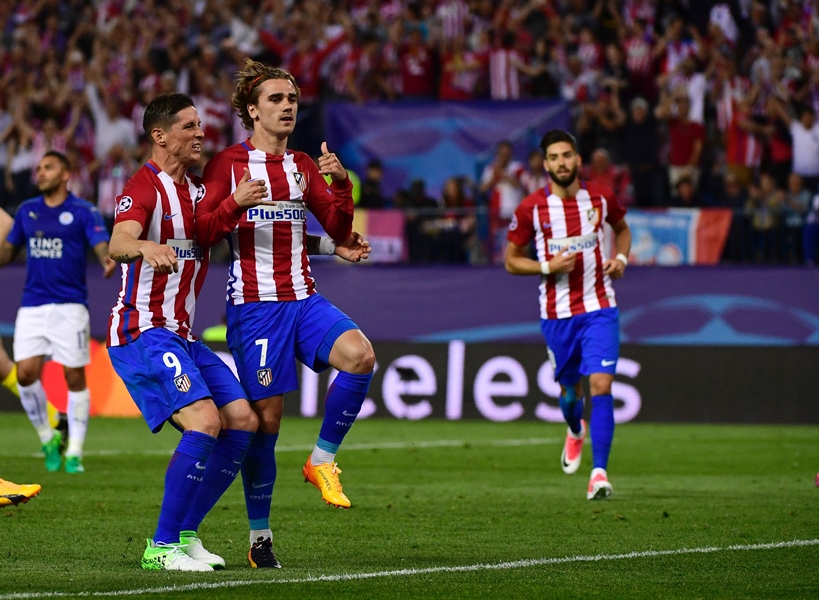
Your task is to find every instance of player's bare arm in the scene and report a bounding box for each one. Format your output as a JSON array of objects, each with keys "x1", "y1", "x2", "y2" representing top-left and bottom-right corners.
[
  {"x1": 0, "y1": 207, "x2": 17, "y2": 266},
  {"x1": 0, "y1": 240, "x2": 20, "y2": 267},
  {"x1": 93, "y1": 241, "x2": 117, "y2": 278},
  {"x1": 602, "y1": 218, "x2": 632, "y2": 280},
  {"x1": 109, "y1": 220, "x2": 179, "y2": 274},
  {"x1": 505, "y1": 242, "x2": 576, "y2": 276},
  {"x1": 0, "y1": 207, "x2": 12, "y2": 241}
]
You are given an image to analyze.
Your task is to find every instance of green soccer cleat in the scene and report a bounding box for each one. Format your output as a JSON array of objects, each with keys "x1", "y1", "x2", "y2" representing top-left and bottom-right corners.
[
  {"x1": 42, "y1": 430, "x2": 63, "y2": 472},
  {"x1": 64, "y1": 455, "x2": 85, "y2": 474},
  {"x1": 141, "y1": 539, "x2": 214, "y2": 571}
]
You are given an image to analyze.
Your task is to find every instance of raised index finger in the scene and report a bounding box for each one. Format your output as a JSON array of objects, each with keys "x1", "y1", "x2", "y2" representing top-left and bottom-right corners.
[{"x1": 320, "y1": 141, "x2": 329, "y2": 156}]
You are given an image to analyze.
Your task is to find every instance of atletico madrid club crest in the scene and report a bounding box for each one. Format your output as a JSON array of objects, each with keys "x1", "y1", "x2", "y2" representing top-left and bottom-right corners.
[
  {"x1": 293, "y1": 172, "x2": 306, "y2": 192},
  {"x1": 586, "y1": 208, "x2": 600, "y2": 226},
  {"x1": 174, "y1": 374, "x2": 192, "y2": 392},
  {"x1": 257, "y1": 368, "x2": 272, "y2": 387}
]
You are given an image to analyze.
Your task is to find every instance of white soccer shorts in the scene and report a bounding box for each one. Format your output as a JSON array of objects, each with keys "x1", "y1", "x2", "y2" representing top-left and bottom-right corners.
[{"x1": 13, "y1": 303, "x2": 91, "y2": 367}]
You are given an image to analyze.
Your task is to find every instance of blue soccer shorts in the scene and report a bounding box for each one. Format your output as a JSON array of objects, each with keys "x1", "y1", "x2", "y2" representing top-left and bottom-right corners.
[
  {"x1": 108, "y1": 327, "x2": 246, "y2": 433},
  {"x1": 540, "y1": 307, "x2": 620, "y2": 388},
  {"x1": 226, "y1": 293, "x2": 358, "y2": 401}
]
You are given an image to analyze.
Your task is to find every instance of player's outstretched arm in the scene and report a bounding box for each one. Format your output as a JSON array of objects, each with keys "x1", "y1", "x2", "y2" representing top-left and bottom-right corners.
[{"x1": 109, "y1": 220, "x2": 178, "y2": 274}]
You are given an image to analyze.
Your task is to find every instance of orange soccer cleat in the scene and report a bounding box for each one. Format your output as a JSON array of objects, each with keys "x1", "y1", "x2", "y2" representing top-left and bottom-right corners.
[
  {"x1": 302, "y1": 456, "x2": 351, "y2": 509},
  {"x1": 0, "y1": 478, "x2": 42, "y2": 507}
]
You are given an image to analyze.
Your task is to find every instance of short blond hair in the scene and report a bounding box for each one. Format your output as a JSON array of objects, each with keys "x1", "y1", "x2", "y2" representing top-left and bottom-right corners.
[{"x1": 232, "y1": 59, "x2": 300, "y2": 131}]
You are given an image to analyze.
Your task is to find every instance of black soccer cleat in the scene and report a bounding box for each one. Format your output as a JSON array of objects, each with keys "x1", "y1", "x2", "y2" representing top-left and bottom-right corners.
[{"x1": 248, "y1": 536, "x2": 282, "y2": 569}]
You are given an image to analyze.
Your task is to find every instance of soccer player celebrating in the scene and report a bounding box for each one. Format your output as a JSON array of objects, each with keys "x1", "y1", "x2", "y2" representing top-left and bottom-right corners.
[
  {"x1": 0, "y1": 152, "x2": 116, "y2": 474},
  {"x1": 505, "y1": 130, "x2": 631, "y2": 500},
  {"x1": 107, "y1": 92, "x2": 273, "y2": 571},
  {"x1": 195, "y1": 60, "x2": 375, "y2": 567}
]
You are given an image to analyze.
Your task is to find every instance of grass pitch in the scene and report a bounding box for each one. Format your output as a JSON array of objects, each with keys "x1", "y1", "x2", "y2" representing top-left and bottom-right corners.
[{"x1": 1, "y1": 414, "x2": 818, "y2": 599}]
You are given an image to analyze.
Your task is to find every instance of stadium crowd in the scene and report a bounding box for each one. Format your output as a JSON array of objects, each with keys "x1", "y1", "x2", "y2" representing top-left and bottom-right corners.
[{"x1": 0, "y1": 0, "x2": 818, "y2": 264}]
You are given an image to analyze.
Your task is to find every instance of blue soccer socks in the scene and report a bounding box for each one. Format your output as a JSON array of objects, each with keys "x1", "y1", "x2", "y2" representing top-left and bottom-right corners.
[
  {"x1": 181, "y1": 429, "x2": 254, "y2": 533},
  {"x1": 154, "y1": 430, "x2": 216, "y2": 544},
  {"x1": 590, "y1": 394, "x2": 615, "y2": 470},
  {"x1": 313, "y1": 372, "x2": 372, "y2": 464},
  {"x1": 241, "y1": 432, "x2": 279, "y2": 529},
  {"x1": 559, "y1": 386, "x2": 585, "y2": 435}
]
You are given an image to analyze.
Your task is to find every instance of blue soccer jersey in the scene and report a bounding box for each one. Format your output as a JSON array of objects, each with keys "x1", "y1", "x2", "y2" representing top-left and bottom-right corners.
[{"x1": 7, "y1": 194, "x2": 109, "y2": 307}]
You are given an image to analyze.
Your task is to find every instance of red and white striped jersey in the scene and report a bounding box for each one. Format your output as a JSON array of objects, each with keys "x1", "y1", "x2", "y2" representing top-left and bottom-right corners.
[
  {"x1": 623, "y1": 34, "x2": 653, "y2": 76},
  {"x1": 107, "y1": 161, "x2": 209, "y2": 347},
  {"x1": 489, "y1": 48, "x2": 523, "y2": 100},
  {"x1": 198, "y1": 140, "x2": 353, "y2": 305},
  {"x1": 715, "y1": 75, "x2": 751, "y2": 132},
  {"x1": 507, "y1": 182, "x2": 627, "y2": 320},
  {"x1": 726, "y1": 112, "x2": 763, "y2": 168},
  {"x1": 436, "y1": 0, "x2": 470, "y2": 42}
]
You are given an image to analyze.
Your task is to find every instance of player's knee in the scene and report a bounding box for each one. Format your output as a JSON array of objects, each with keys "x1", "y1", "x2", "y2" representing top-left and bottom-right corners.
[
  {"x1": 181, "y1": 400, "x2": 222, "y2": 437},
  {"x1": 64, "y1": 369, "x2": 86, "y2": 391},
  {"x1": 16, "y1": 367, "x2": 38, "y2": 387},
  {"x1": 257, "y1": 409, "x2": 281, "y2": 434},
  {"x1": 251, "y1": 396, "x2": 283, "y2": 433},
  {"x1": 223, "y1": 402, "x2": 258, "y2": 433},
  {"x1": 589, "y1": 374, "x2": 613, "y2": 397},
  {"x1": 346, "y1": 344, "x2": 375, "y2": 374},
  {"x1": 200, "y1": 413, "x2": 222, "y2": 437}
]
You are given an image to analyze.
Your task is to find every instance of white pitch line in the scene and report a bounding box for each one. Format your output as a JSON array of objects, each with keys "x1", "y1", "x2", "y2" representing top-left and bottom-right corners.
[
  {"x1": 4, "y1": 437, "x2": 561, "y2": 459},
  {"x1": 1, "y1": 539, "x2": 816, "y2": 599}
]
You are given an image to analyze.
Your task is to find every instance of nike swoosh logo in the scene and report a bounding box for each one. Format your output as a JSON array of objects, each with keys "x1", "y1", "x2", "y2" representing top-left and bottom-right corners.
[
  {"x1": 232, "y1": 460, "x2": 243, "y2": 465},
  {"x1": 194, "y1": 462, "x2": 206, "y2": 470},
  {"x1": 251, "y1": 481, "x2": 275, "y2": 489},
  {"x1": 601, "y1": 360, "x2": 616, "y2": 367},
  {"x1": 342, "y1": 410, "x2": 359, "y2": 417},
  {"x1": 163, "y1": 212, "x2": 177, "y2": 220}
]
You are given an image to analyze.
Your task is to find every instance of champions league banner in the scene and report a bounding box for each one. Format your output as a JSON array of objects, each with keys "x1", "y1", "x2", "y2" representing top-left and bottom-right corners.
[
  {"x1": 0, "y1": 265, "x2": 817, "y2": 422},
  {"x1": 323, "y1": 99, "x2": 571, "y2": 199}
]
